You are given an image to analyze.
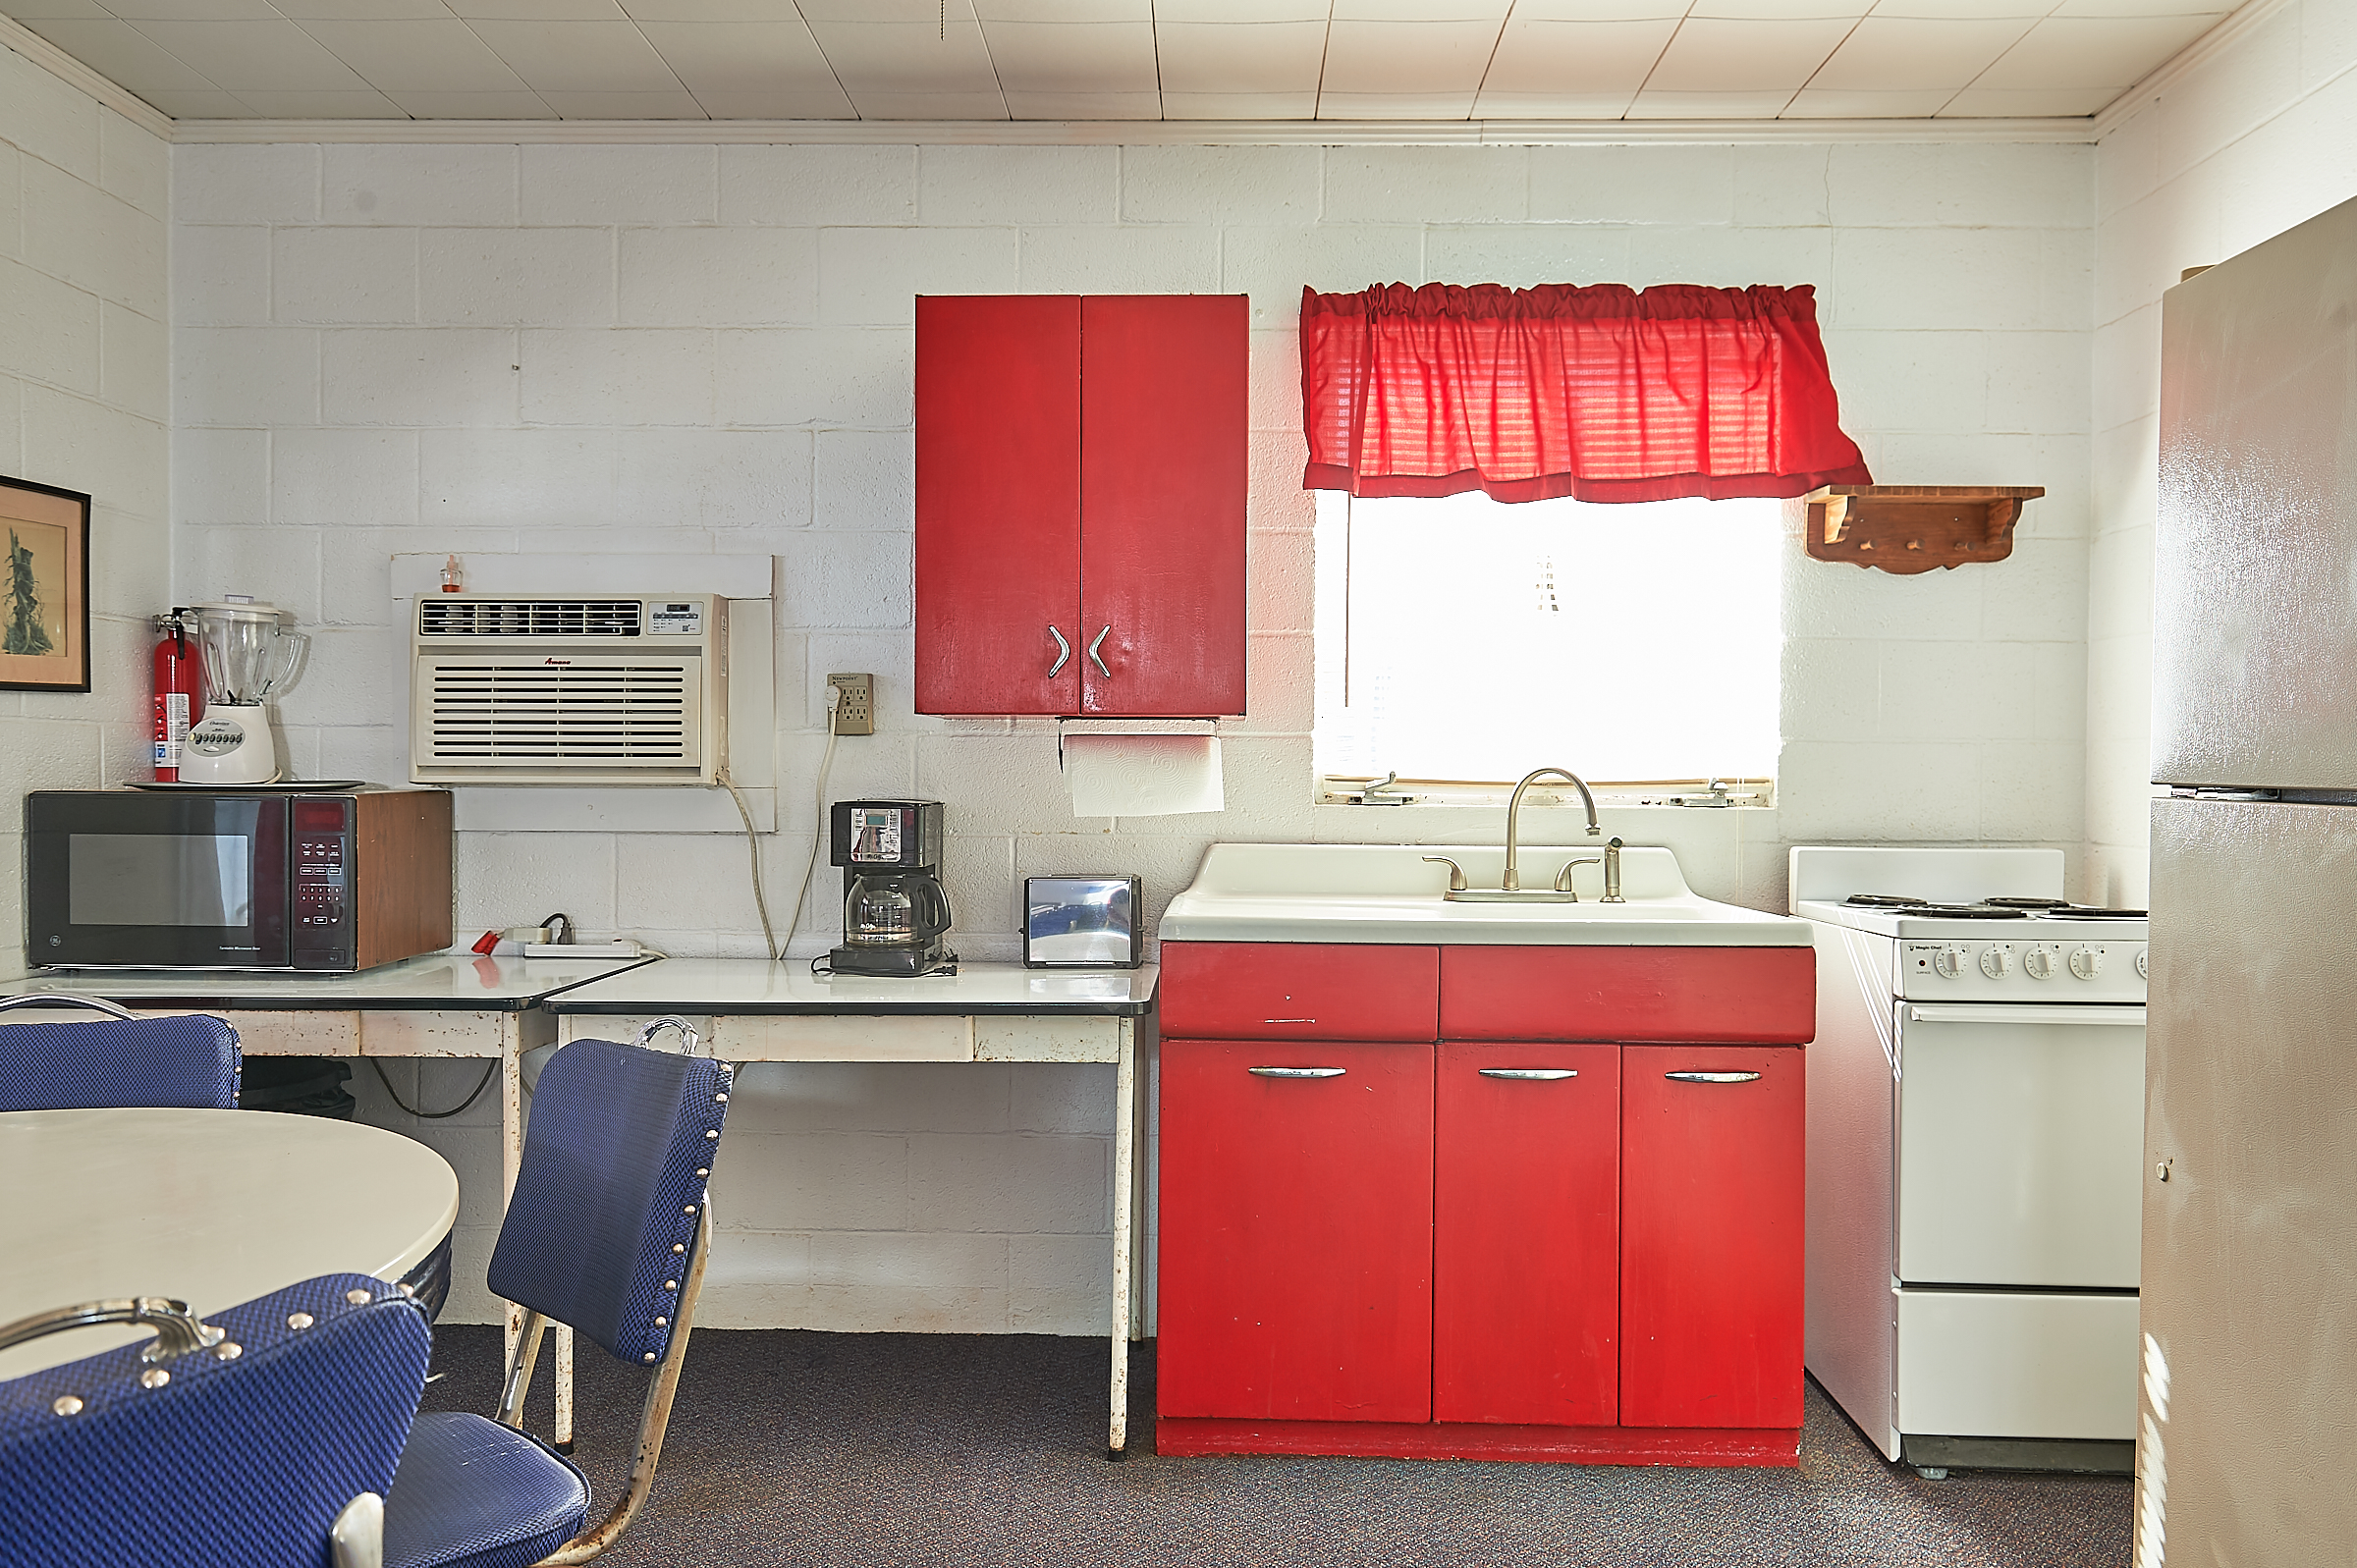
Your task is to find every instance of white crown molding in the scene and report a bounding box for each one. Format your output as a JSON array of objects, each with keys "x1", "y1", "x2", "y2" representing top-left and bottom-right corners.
[
  {"x1": 166, "y1": 114, "x2": 2100, "y2": 146},
  {"x1": 0, "y1": 14, "x2": 172, "y2": 141},
  {"x1": 2091, "y1": 0, "x2": 2295, "y2": 140}
]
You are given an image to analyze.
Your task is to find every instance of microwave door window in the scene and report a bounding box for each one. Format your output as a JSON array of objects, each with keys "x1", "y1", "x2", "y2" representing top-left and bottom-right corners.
[{"x1": 69, "y1": 835, "x2": 254, "y2": 926}]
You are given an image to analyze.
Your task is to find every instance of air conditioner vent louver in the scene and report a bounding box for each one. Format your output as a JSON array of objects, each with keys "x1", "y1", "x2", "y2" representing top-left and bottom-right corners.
[
  {"x1": 418, "y1": 599, "x2": 642, "y2": 638},
  {"x1": 425, "y1": 665, "x2": 691, "y2": 762}
]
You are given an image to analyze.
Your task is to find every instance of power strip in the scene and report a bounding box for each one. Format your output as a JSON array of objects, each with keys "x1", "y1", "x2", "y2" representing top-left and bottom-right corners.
[{"x1": 827, "y1": 672, "x2": 875, "y2": 735}]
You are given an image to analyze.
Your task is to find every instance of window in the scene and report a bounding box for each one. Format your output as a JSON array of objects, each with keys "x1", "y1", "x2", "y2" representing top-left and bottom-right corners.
[{"x1": 1313, "y1": 489, "x2": 1781, "y2": 790}]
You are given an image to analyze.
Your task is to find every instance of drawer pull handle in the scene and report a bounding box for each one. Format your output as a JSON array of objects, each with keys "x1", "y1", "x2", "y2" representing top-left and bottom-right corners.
[
  {"x1": 1666, "y1": 1070, "x2": 1762, "y2": 1084},
  {"x1": 1248, "y1": 1066, "x2": 1344, "y2": 1079},
  {"x1": 1046, "y1": 624, "x2": 1070, "y2": 678},
  {"x1": 1479, "y1": 1068, "x2": 1575, "y2": 1081},
  {"x1": 1088, "y1": 624, "x2": 1113, "y2": 678},
  {"x1": 1263, "y1": 1017, "x2": 1315, "y2": 1025}
]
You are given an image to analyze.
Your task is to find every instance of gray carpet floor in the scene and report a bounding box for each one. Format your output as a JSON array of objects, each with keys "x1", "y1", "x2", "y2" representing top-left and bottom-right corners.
[{"x1": 419, "y1": 1325, "x2": 2131, "y2": 1566}]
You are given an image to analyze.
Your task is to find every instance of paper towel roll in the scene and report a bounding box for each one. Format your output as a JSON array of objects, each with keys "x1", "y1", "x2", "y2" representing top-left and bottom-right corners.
[{"x1": 1063, "y1": 732, "x2": 1225, "y2": 817}]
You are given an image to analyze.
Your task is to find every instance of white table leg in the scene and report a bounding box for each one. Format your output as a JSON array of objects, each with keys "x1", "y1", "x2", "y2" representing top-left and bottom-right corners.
[
  {"x1": 1109, "y1": 1015, "x2": 1135, "y2": 1460},
  {"x1": 555, "y1": 1324, "x2": 576, "y2": 1451}
]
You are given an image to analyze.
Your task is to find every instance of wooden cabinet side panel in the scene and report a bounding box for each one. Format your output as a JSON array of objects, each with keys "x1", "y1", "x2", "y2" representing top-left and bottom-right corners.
[
  {"x1": 1620, "y1": 1044, "x2": 1806, "y2": 1430},
  {"x1": 914, "y1": 295, "x2": 1083, "y2": 715},
  {"x1": 1157, "y1": 1037, "x2": 1436, "y2": 1423},
  {"x1": 1078, "y1": 295, "x2": 1247, "y2": 716},
  {"x1": 1434, "y1": 1041, "x2": 1620, "y2": 1426},
  {"x1": 354, "y1": 789, "x2": 453, "y2": 970}
]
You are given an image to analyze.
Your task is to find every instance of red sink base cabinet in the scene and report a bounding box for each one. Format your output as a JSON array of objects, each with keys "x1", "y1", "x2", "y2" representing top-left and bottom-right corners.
[{"x1": 1155, "y1": 941, "x2": 1812, "y2": 1467}]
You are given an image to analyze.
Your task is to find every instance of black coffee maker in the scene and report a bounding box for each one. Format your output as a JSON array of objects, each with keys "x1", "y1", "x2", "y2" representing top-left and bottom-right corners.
[{"x1": 827, "y1": 799, "x2": 957, "y2": 978}]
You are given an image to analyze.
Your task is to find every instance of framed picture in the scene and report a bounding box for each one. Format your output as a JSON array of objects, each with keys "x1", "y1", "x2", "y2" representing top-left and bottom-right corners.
[{"x1": 0, "y1": 474, "x2": 91, "y2": 693}]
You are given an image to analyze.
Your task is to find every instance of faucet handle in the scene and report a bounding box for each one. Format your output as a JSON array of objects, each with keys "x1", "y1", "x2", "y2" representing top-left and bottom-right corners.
[
  {"x1": 1421, "y1": 855, "x2": 1467, "y2": 892},
  {"x1": 1554, "y1": 856, "x2": 1603, "y2": 897}
]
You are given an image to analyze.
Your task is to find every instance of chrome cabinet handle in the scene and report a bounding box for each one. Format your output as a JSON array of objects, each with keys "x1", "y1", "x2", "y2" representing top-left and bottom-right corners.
[
  {"x1": 1478, "y1": 1068, "x2": 1576, "y2": 1080},
  {"x1": 1665, "y1": 1070, "x2": 1763, "y2": 1084},
  {"x1": 1088, "y1": 624, "x2": 1112, "y2": 678},
  {"x1": 1046, "y1": 624, "x2": 1070, "y2": 678},
  {"x1": 1248, "y1": 1066, "x2": 1344, "y2": 1078}
]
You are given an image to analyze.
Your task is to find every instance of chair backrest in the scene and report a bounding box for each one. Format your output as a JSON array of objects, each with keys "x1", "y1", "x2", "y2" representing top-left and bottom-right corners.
[
  {"x1": 0, "y1": 1010, "x2": 241, "y2": 1112},
  {"x1": 0, "y1": 1273, "x2": 431, "y2": 1568},
  {"x1": 487, "y1": 1038, "x2": 733, "y2": 1367}
]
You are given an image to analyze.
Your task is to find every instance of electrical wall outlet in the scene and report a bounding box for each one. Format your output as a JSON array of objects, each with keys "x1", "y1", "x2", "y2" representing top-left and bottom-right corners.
[{"x1": 827, "y1": 673, "x2": 875, "y2": 735}]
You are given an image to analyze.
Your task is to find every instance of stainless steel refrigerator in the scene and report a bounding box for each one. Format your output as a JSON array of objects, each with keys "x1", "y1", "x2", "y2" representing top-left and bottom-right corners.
[{"x1": 2148, "y1": 192, "x2": 2357, "y2": 1565}]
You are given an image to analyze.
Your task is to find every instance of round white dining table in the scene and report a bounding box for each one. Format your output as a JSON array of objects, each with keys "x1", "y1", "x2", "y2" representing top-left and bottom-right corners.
[{"x1": 0, "y1": 1108, "x2": 460, "y2": 1379}]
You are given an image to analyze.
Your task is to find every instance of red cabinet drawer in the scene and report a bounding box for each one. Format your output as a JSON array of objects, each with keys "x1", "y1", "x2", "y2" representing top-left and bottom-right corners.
[
  {"x1": 1158, "y1": 1038, "x2": 1435, "y2": 1423},
  {"x1": 1434, "y1": 1042, "x2": 1619, "y2": 1427},
  {"x1": 1439, "y1": 946, "x2": 1814, "y2": 1043},
  {"x1": 1159, "y1": 943, "x2": 1439, "y2": 1042},
  {"x1": 1620, "y1": 1045, "x2": 1805, "y2": 1430}
]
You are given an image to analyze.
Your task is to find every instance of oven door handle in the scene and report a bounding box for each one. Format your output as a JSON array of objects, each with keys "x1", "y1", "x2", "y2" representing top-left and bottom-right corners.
[{"x1": 1905, "y1": 1003, "x2": 2145, "y2": 1026}]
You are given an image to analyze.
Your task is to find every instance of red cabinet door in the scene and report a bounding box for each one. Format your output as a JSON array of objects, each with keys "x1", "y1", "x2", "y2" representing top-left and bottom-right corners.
[
  {"x1": 1078, "y1": 295, "x2": 1247, "y2": 716},
  {"x1": 913, "y1": 295, "x2": 1081, "y2": 715},
  {"x1": 1434, "y1": 1041, "x2": 1619, "y2": 1427},
  {"x1": 1158, "y1": 1038, "x2": 1435, "y2": 1423},
  {"x1": 1620, "y1": 1045, "x2": 1805, "y2": 1430}
]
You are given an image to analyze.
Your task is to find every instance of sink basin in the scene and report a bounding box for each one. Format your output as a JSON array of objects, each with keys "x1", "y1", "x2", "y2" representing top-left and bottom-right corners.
[{"x1": 1159, "y1": 843, "x2": 1811, "y2": 947}]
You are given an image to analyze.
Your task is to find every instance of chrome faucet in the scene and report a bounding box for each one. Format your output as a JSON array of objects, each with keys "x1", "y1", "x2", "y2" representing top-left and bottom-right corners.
[{"x1": 1501, "y1": 767, "x2": 1601, "y2": 892}]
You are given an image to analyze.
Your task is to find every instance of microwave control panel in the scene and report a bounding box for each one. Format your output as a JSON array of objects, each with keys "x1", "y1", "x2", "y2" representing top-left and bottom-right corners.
[{"x1": 289, "y1": 799, "x2": 355, "y2": 969}]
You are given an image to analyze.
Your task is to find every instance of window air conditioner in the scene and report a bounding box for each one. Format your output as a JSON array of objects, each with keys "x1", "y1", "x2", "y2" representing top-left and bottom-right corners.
[{"x1": 409, "y1": 594, "x2": 728, "y2": 786}]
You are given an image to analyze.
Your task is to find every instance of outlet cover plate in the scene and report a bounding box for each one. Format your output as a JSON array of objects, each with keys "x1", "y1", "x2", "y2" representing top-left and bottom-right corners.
[{"x1": 828, "y1": 673, "x2": 875, "y2": 735}]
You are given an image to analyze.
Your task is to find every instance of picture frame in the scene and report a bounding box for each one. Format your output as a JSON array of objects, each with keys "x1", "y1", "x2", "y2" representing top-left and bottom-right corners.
[{"x1": 0, "y1": 474, "x2": 92, "y2": 693}]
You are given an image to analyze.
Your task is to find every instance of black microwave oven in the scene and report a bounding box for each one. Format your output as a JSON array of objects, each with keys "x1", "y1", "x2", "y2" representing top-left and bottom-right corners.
[{"x1": 24, "y1": 787, "x2": 454, "y2": 971}]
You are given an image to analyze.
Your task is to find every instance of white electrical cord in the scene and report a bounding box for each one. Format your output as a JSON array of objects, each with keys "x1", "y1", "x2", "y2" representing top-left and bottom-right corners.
[
  {"x1": 781, "y1": 685, "x2": 844, "y2": 961},
  {"x1": 718, "y1": 770, "x2": 779, "y2": 961}
]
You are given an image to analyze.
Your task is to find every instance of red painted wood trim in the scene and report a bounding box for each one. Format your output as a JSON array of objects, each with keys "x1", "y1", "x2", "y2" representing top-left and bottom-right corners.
[
  {"x1": 1154, "y1": 1417, "x2": 1800, "y2": 1467},
  {"x1": 1159, "y1": 942, "x2": 1439, "y2": 1042},
  {"x1": 1439, "y1": 946, "x2": 1815, "y2": 1043}
]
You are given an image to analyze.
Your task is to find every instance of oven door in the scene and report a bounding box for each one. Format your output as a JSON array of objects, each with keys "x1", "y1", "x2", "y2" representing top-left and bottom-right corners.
[
  {"x1": 24, "y1": 792, "x2": 290, "y2": 968},
  {"x1": 1893, "y1": 1001, "x2": 2146, "y2": 1290}
]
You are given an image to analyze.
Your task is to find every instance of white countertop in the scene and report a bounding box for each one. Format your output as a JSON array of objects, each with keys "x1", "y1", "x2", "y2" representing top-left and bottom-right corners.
[
  {"x1": 0, "y1": 952, "x2": 656, "y2": 1010},
  {"x1": 540, "y1": 958, "x2": 1157, "y2": 1015}
]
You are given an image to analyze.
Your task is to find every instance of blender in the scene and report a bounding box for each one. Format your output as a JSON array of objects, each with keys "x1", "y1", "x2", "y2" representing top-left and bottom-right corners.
[{"x1": 178, "y1": 598, "x2": 306, "y2": 785}]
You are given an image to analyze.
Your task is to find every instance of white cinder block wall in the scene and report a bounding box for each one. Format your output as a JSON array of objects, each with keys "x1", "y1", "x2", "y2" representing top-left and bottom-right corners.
[
  {"x1": 0, "y1": 42, "x2": 170, "y2": 950},
  {"x1": 155, "y1": 135, "x2": 2094, "y2": 1333},
  {"x1": 2087, "y1": 0, "x2": 2357, "y2": 907}
]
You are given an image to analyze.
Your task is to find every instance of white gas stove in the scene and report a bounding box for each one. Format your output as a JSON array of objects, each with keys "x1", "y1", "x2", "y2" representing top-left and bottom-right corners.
[{"x1": 1791, "y1": 845, "x2": 2145, "y2": 1477}]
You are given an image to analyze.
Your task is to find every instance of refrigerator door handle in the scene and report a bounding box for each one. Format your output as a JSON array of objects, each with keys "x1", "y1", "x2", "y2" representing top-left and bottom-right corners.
[{"x1": 1906, "y1": 1003, "x2": 2146, "y2": 1027}]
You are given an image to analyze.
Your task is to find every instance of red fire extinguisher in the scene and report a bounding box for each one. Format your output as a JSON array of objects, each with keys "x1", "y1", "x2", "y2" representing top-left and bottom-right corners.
[{"x1": 150, "y1": 610, "x2": 202, "y2": 782}]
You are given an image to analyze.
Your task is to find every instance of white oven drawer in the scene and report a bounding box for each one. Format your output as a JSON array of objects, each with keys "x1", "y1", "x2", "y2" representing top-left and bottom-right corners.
[
  {"x1": 1896, "y1": 1288, "x2": 2140, "y2": 1440},
  {"x1": 1894, "y1": 1002, "x2": 2145, "y2": 1289}
]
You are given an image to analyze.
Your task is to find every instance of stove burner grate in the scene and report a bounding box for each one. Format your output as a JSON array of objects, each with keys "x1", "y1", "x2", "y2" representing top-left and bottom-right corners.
[
  {"x1": 2036, "y1": 907, "x2": 2148, "y2": 920},
  {"x1": 1842, "y1": 893, "x2": 1926, "y2": 907},
  {"x1": 1985, "y1": 896, "x2": 2071, "y2": 909},
  {"x1": 1893, "y1": 903, "x2": 2032, "y2": 919}
]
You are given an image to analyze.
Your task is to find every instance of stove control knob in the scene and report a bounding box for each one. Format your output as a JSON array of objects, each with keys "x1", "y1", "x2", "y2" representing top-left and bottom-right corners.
[
  {"x1": 2135, "y1": 948, "x2": 2149, "y2": 980},
  {"x1": 1933, "y1": 946, "x2": 1968, "y2": 980},
  {"x1": 2069, "y1": 945, "x2": 2104, "y2": 980},
  {"x1": 2024, "y1": 946, "x2": 2055, "y2": 980},
  {"x1": 1979, "y1": 946, "x2": 2012, "y2": 979}
]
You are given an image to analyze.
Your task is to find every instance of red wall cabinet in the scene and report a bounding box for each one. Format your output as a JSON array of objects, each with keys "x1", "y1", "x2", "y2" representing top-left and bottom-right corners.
[
  {"x1": 1619, "y1": 1045, "x2": 1806, "y2": 1431},
  {"x1": 1157, "y1": 1037, "x2": 1436, "y2": 1423},
  {"x1": 913, "y1": 294, "x2": 1246, "y2": 718}
]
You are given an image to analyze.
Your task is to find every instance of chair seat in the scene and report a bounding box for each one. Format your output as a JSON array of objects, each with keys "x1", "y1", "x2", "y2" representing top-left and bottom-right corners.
[{"x1": 383, "y1": 1411, "x2": 590, "y2": 1568}]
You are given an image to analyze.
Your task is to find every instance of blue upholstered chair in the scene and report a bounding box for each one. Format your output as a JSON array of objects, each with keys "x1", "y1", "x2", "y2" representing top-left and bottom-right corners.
[
  {"x1": 0, "y1": 994, "x2": 241, "y2": 1112},
  {"x1": 0, "y1": 1274, "x2": 433, "y2": 1568},
  {"x1": 381, "y1": 1028, "x2": 735, "y2": 1568}
]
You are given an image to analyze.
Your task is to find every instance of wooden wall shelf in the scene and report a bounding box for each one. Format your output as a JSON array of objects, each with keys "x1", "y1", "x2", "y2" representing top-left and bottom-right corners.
[{"x1": 1800, "y1": 485, "x2": 2044, "y2": 573}]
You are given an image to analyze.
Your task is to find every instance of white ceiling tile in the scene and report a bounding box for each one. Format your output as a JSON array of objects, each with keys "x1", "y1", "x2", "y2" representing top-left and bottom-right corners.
[
  {"x1": 1624, "y1": 86, "x2": 1800, "y2": 112},
  {"x1": 1642, "y1": 16, "x2": 1857, "y2": 89},
  {"x1": 15, "y1": 17, "x2": 220, "y2": 89},
  {"x1": 298, "y1": 20, "x2": 532, "y2": 89},
  {"x1": 1938, "y1": 83, "x2": 2113, "y2": 112},
  {"x1": 2050, "y1": 0, "x2": 2226, "y2": 15},
  {"x1": 1483, "y1": 16, "x2": 1676, "y2": 92},
  {"x1": 1002, "y1": 88, "x2": 1161, "y2": 115},
  {"x1": 271, "y1": 0, "x2": 461, "y2": 20},
  {"x1": 137, "y1": 87, "x2": 255, "y2": 112},
  {"x1": 2, "y1": 0, "x2": 113, "y2": 19},
  {"x1": 975, "y1": 0, "x2": 1152, "y2": 18},
  {"x1": 1154, "y1": 21, "x2": 1325, "y2": 93},
  {"x1": 1160, "y1": 88, "x2": 1318, "y2": 115},
  {"x1": 94, "y1": 0, "x2": 276, "y2": 18},
  {"x1": 1473, "y1": 87, "x2": 1638, "y2": 114},
  {"x1": 380, "y1": 87, "x2": 559, "y2": 113},
  {"x1": 231, "y1": 86, "x2": 408, "y2": 111},
  {"x1": 448, "y1": 0, "x2": 627, "y2": 21},
  {"x1": 1332, "y1": 0, "x2": 1509, "y2": 19},
  {"x1": 802, "y1": 19, "x2": 1001, "y2": 93},
  {"x1": 1317, "y1": 88, "x2": 1480, "y2": 116},
  {"x1": 1689, "y1": 0, "x2": 1867, "y2": 17},
  {"x1": 687, "y1": 87, "x2": 857, "y2": 114},
  {"x1": 1322, "y1": 18, "x2": 1507, "y2": 92},
  {"x1": 638, "y1": 20, "x2": 839, "y2": 90},
  {"x1": 619, "y1": 0, "x2": 811, "y2": 17},
  {"x1": 469, "y1": 18, "x2": 684, "y2": 88},
  {"x1": 981, "y1": 21, "x2": 1159, "y2": 92},
  {"x1": 1512, "y1": 0, "x2": 1684, "y2": 16},
  {"x1": 1781, "y1": 84, "x2": 1954, "y2": 111},
  {"x1": 536, "y1": 86, "x2": 706, "y2": 112},
  {"x1": 840, "y1": 89, "x2": 1010, "y2": 116},
  {"x1": 127, "y1": 18, "x2": 373, "y2": 87},
  {"x1": 1806, "y1": 15, "x2": 2033, "y2": 87},
  {"x1": 794, "y1": 0, "x2": 966, "y2": 19},
  {"x1": 1153, "y1": 0, "x2": 1326, "y2": 18},
  {"x1": 1866, "y1": 0, "x2": 2047, "y2": 15},
  {"x1": 1971, "y1": 12, "x2": 2216, "y2": 88}
]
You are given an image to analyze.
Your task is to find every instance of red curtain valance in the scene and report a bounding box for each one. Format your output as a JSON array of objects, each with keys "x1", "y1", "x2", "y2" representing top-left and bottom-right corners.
[{"x1": 1300, "y1": 282, "x2": 1872, "y2": 505}]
